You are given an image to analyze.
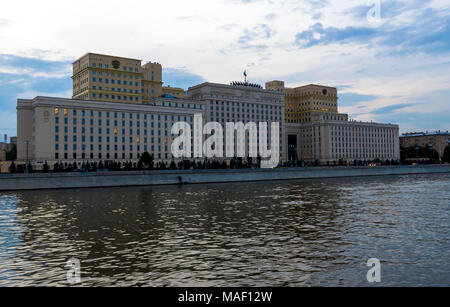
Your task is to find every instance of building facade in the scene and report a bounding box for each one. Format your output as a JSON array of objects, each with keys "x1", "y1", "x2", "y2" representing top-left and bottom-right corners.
[
  {"x1": 188, "y1": 82, "x2": 287, "y2": 163},
  {"x1": 266, "y1": 81, "x2": 338, "y2": 124},
  {"x1": 163, "y1": 86, "x2": 187, "y2": 98},
  {"x1": 266, "y1": 80, "x2": 400, "y2": 164},
  {"x1": 17, "y1": 80, "x2": 288, "y2": 166},
  {"x1": 72, "y1": 53, "x2": 164, "y2": 104},
  {"x1": 17, "y1": 96, "x2": 204, "y2": 164},
  {"x1": 285, "y1": 113, "x2": 399, "y2": 164},
  {"x1": 16, "y1": 52, "x2": 402, "y2": 168},
  {"x1": 400, "y1": 131, "x2": 450, "y2": 159}
]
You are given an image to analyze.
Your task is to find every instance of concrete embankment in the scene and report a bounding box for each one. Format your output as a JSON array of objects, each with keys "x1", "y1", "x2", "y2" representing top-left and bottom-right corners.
[{"x1": 0, "y1": 165, "x2": 449, "y2": 191}]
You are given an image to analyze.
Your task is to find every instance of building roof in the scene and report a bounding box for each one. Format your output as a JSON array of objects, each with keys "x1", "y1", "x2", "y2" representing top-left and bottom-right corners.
[
  {"x1": 401, "y1": 131, "x2": 450, "y2": 137},
  {"x1": 188, "y1": 82, "x2": 277, "y2": 93},
  {"x1": 72, "y1": 52, "x2": 143, "y2": 64}
]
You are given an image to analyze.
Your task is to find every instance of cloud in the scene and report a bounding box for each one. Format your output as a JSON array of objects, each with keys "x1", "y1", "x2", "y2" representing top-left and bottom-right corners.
[
  {"x1": 371, "y1": 111, "x2": 450, "y2": 133},
  {"x1": 350, "y1": 0, "x2": 432, "y2": 20},
  {"x1": 370, "y1": 103, "x2": 414, "y2": 114},
  {"x1": 295, "y1": 6, "x2": 450, "y2": 56},
  {"x1": 0, "y1": 54, "x2": 73, "y2": 137},
  {"x1": 0, "y1": 0, "x2": 449, "y2": 135},
  {"x1": 295, "y1": 23, "x2": 377, "y2": 47},
  {"x1": 237, "y1": 24, "x2": 276, "y2": 45},
  {"x1": 264, "y1": 13, "x2": 277, "y2": 21},
  {"x1": 343, "y1": 88, "x2": 450, "y2": 133},
  {"x1": 339, "y1": 93, "x2": 379, "y2": 107},
  {"x1": 0, "y1": 18, "x2": 11, "y2": 27},
  {"x1": 0, "y1": 54, "x2": 71, "y2": 77}
]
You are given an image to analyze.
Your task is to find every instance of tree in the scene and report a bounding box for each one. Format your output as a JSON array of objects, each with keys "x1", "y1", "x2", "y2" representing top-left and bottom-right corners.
[
  {"x1": 420, "y1": 145, "x2": 439, "y2": 163},
  {"x1": 170, "y1": 160, "x2": 177, "y2": 170},
  {"x1": 139, "y1": 151, "x2": 154, "y2": 169},
  {"x1": 137, "y1": 160, "x2": 143, "y2": 170},
  {"x1": 443, "y1": 145, "x2": 450, "y2": 163},
  {"x1": 9, "y1": 161, "x2": 17, "y2": 173},
  {"x1": 6, "y1": 144, "x2": 17, "y2": 161},
  {"x1": 43, "y1": 161, "x2": 49, "y2": 173}
]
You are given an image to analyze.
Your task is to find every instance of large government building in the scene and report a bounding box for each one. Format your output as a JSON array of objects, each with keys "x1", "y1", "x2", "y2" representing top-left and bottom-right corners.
[
  {"x1": 17, "y1": 52, "x2": 400, "y2": 167},
  {"x1": 17, "y1": 96, "x2": 203, "y2": 164},
  {"x1": 72, "y1": 53, "x2": 185, "y2": 104},
  {"x1": 188, "y1": 82, "x2": 286, "y2": 162},
  {"x1": 266, "y1": 80, "x2": 400, "y2": 165}
]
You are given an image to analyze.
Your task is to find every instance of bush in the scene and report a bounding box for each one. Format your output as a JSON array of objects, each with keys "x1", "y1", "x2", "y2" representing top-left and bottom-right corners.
[
  {"x1": 139, "y1": 151, "x2": 154, "y2": 169},
  {"x1": 443, "y1": 146, "x2": 450, "y2": 163}
]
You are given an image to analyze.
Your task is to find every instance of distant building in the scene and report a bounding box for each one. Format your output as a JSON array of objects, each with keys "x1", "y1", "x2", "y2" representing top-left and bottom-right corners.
[
  {"x1": 10, "y1": 137, "x2": 17, "y2": 145},
  {"x1": 0, "y1": 142, "x2": 8, "y2": 151},
  {"x1": 400, "y1": 131, "x2": 450, "y2": 159}
]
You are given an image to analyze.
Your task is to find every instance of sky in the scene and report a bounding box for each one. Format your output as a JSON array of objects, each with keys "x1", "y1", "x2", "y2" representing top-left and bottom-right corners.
[{"x1": 0, "y1": 0, "x2": 449, "y2": 139}]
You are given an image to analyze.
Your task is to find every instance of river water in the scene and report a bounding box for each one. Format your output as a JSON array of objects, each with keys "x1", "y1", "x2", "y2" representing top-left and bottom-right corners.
[{"x1": 0, "y1": 173, "x2": 449, "y2": 286}]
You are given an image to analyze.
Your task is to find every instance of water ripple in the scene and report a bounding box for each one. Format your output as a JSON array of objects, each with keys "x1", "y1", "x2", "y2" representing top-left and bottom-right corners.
[{"x1": 0, "y1": 174, "x2": 449, "y2": 286}]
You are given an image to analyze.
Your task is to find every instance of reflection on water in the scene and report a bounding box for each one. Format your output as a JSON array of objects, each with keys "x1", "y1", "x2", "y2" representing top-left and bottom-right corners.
[{"x1": 0, "y1": 174, "x2": 449, "y2": 286}]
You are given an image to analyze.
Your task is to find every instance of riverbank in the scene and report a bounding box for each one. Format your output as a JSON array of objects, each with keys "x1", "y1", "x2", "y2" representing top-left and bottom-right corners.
[{"x1": 1, "y1": 165, "x2": 449, "y2": 191}]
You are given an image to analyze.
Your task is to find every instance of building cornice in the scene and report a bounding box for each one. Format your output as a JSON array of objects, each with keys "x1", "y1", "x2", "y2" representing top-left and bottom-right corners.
[{"x1": 18, "y1": 96, "x2": 202, "y2": 116}]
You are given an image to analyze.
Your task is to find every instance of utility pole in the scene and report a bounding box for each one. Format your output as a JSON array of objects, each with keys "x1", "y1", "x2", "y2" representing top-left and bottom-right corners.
[{"x1": 24, "y1": 140, "x2": 30, "y2": 174}]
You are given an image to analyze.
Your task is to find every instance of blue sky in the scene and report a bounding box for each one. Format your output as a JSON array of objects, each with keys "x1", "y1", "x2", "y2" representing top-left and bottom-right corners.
[{"x1": 0, "y1": 0, "x2": 449, "y2": 138}]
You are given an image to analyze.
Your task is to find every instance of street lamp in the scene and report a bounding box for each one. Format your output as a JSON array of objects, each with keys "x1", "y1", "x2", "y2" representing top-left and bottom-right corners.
[{"x1": 24, "y1": 140, "x2": 31, "y2": 174}]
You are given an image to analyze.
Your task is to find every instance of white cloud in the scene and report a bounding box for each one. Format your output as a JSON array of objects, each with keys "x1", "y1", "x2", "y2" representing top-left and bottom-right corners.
[{"x1": 0, "y1": 0, "x2": 449, "y2": 133}]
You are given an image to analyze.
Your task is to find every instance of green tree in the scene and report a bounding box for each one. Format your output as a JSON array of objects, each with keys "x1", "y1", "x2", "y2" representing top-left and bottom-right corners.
[
  {"x1": 170, "y1": 160, "x2": 177, "y2": 170},
  {"x1": 6, "y1": 144, "x2": 17, "y2": 161},
  {"x1": 139, "y1": 151, "x2": 154, "y2": 169},
  {"x1": 419, "y1": 145, "x2": 440, "y2": 163},
  {"x1": 43, "y1": 161, "x2": 49, "y2": 173},
  {"x1": 137, "y1": 160, "x2": 143, "y2": 170},
  {"x1": 443, "y1": 145, "x2": 450, "y2": 163},
  {"x1": 9, "y1": 161, "x2": 17, "y2": 173}
]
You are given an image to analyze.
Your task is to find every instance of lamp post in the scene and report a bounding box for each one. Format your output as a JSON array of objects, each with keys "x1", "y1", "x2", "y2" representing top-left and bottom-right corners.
[{"x1": 24, "y1": 140, "x2": 31, "y2": 174}]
